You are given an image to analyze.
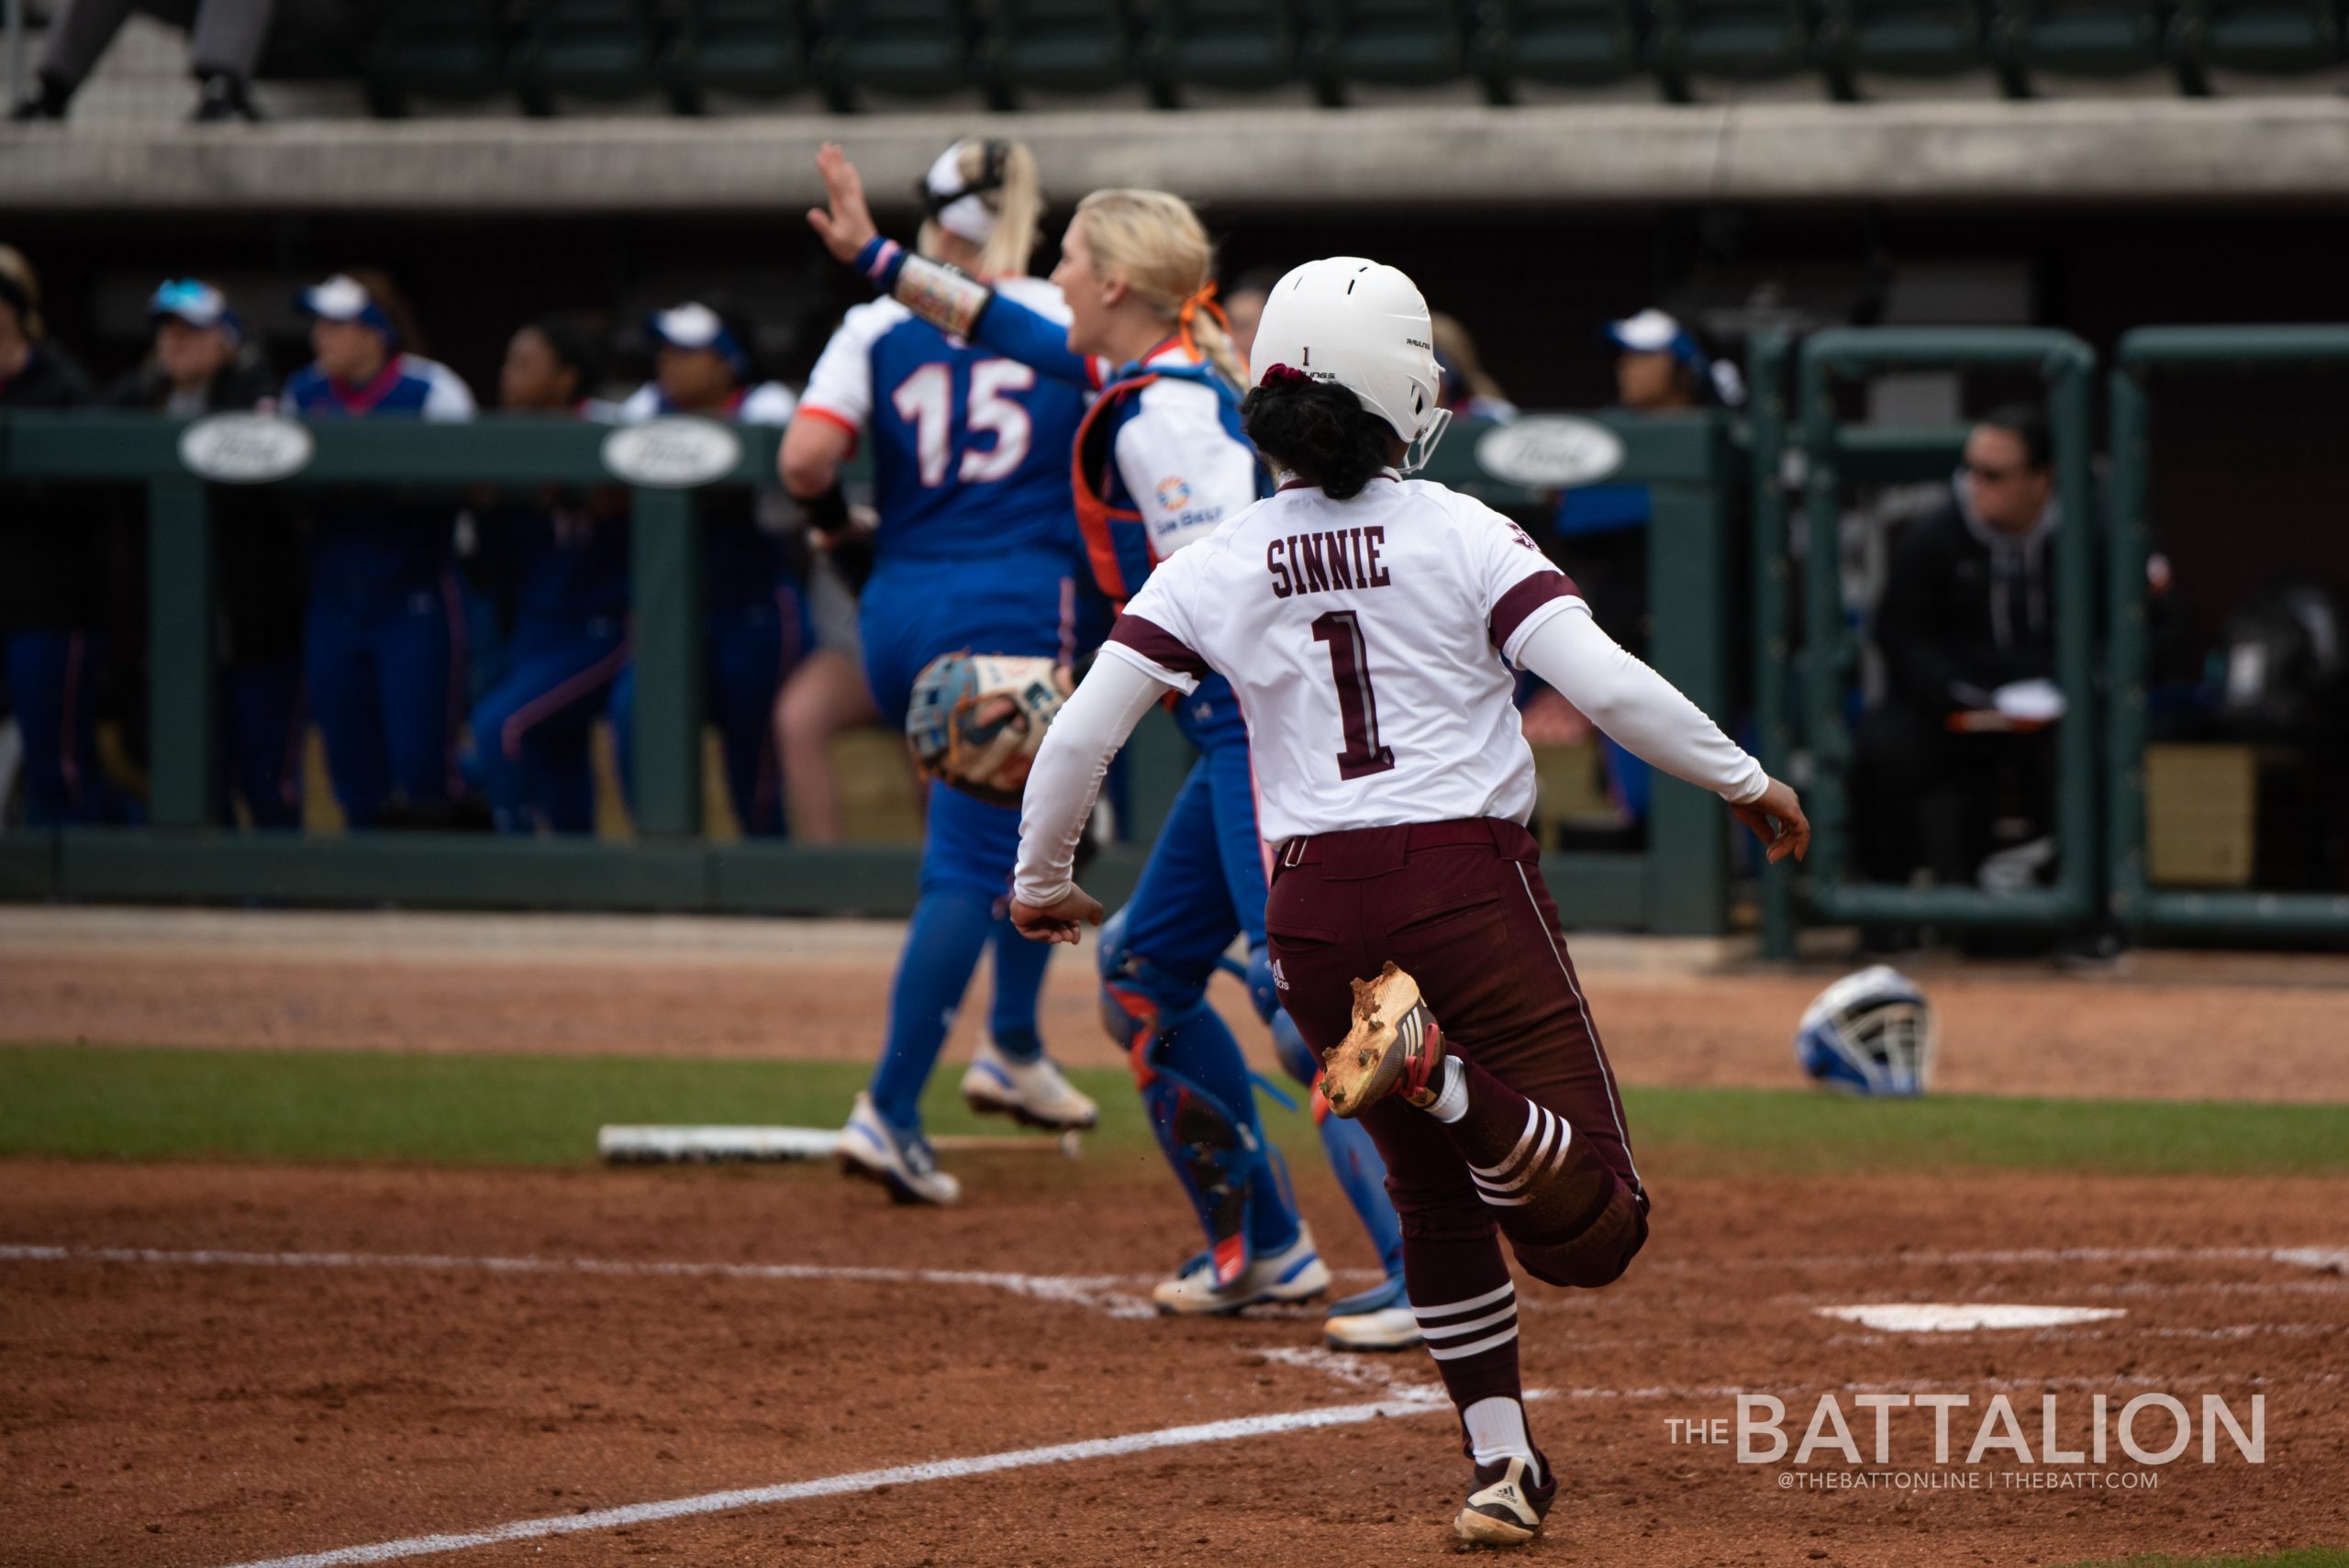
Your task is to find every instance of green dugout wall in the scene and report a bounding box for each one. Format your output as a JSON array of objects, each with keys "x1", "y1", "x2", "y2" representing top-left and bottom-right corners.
[{"x1": 0, "y1": 406, "x2": 1745, "y2": 934}]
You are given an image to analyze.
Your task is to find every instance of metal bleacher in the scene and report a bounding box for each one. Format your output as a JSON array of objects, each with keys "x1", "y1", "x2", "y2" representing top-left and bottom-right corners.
[{"x1": 188, "y1": 0, "x2": 2349, "y2": 116}]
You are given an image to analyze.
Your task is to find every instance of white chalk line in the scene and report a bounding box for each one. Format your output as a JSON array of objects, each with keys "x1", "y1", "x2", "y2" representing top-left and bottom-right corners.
[
  {"x1": 207, "y1": 1396, "x2": 1451, "y2": 1568},
  {"x1": 0, "y1": 1244, "x2": 1158, "y2": 1322},
  {"x1": 1663, "y1": 1245, "x2": 2349, "y2": 1273}
]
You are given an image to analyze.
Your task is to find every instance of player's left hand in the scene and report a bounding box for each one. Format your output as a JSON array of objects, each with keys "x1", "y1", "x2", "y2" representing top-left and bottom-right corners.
[
  {"x1": 1731, "y1": 775, "x2": 1810, "y2": 864},
  {"x1": 807, "y1": 143, "x2": 879, "y2": 263},
  {"x1": 1009, "y1": 886, "x2": 1105, "y2": 946}
]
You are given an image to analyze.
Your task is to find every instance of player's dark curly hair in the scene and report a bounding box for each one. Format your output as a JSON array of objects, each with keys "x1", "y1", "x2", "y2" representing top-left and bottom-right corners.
[{"x1": 1241, "y1": 375, "x2": 1394, "y2": 501}]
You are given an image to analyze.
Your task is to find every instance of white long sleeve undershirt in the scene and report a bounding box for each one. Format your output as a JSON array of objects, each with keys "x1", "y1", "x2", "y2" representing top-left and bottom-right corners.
[{"x1": 1010, "y1": 605, "x2": 1768, "y2": 909}]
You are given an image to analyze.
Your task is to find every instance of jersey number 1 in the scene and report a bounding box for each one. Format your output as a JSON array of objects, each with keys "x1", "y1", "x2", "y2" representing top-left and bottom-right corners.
[{"x1": 1312, "y1": 611, "x2": 1396, "y2": 780}]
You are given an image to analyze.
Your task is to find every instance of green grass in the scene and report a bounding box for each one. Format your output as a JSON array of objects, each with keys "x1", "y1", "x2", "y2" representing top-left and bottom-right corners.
[
  {"x1": 2059, "y1": 1551, "x2": 2349, "y2": 1568},
  {"x1": 6, "y1": 1043, "x2": 2349, "y2": 1175}
]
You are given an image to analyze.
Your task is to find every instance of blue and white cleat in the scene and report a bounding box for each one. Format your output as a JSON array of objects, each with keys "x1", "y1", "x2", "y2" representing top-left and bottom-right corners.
[
  {"x1": 839, "y1": 1091, "x2": 962, "y2": 1207},
  {"x1": 1323, "y1": 1273, "x2": 1423, "y2": 1352},
  {"x1": 959, "y1": 1037, "x2": 1099, "y2": 1132},
  {"x1": 1151, "y1": 1225, "x2": 1330, "y2": 1317}
]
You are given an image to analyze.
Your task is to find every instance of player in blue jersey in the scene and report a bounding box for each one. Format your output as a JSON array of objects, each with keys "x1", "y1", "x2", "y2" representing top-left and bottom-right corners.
[
  {"x1": 812, "y1": 150, "x2": 1418, "y2": 1351},
  {"x1": 782, "y1": 138, "x2": 1104, "y2": 1205},
  {"x1": 469, "y1": 320, "x2": 629, "y2": 835},
  {"x1": 281, "y1": 271, "x2": 476, "y2": 829},
  {"x1": 607, "y1": 300, "x2": 802, "y2": 838}
]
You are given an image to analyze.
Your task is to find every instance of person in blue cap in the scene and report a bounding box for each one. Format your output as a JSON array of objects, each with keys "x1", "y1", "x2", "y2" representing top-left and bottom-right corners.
[
  {"x1": 607, "y1": 300, "x2": 803, "y2": 838},
  {"x1": 107, "y1": 279, "x2": 304, "y2": 828},
  {"x1": 281, "y1": 269, "x2": 479, "y2": 830}
]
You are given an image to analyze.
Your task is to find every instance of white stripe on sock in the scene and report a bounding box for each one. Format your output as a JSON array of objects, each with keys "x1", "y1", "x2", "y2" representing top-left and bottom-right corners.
[
  {"x1": 1409, "y1": 1280, "x2": 1515, "y2": 1321},
  {"x1": 1467, "y1": 1101, "x2": 1544, "y2": 1179},
  {"x1": 1426, "y1": 1326, "x2": 1520, "y2": 1362},
  {"x1": 1419, "y1": 1304, "x2": 1519, "y2": 1340}
]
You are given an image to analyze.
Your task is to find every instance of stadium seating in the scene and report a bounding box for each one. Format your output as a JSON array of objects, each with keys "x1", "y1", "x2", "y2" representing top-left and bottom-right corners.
[
  {"x1": 663, "y1": 0, "x2": 811, "y2": 111},
  {"x1": 511, "y1": 0, "x2": 665, "y2": 111},
  {"x1": 978, "y1": 0, "x2": 1138, "y2": 106},
  {"x1": 363, "y1": 2, "x2": 510, "y2": 116},
  {"x1": 1817, "y1": 0, "x2": 1993, "y2": 96},
  {"x1": 1138, "y1": 0, "x2": 1311, "y2": 104},
  {"x1": 2169, "y1": 0, "x2": 2345, "y2": 87},
  {"x1": 1650, "y1": 0, "x2": 1817, "y2": 97},
  {"x1": 815, "y1": 0, "x2": 974, "y2": 108},
  {"x1": 1307, "y1": 0, "x2": 1473, "y2": 101},
  {"x1": 1992, "y1": 0, "x2": 2169, "y2": 86},
  {"x1": 1472, "y1": 0, "x2": 1650, "y2": 97}
]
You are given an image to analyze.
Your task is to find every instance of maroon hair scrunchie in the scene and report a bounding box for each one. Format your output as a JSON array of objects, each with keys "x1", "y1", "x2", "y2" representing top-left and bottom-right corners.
[{"x1": 1259, "y1": 363, "x2": 1315, "y2": 387}]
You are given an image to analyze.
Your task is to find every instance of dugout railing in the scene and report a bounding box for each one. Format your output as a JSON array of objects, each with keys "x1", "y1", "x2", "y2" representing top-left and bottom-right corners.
[
  {"x1": 2106, "y1": 326, "x2": 2349, "y2": 940},
  {"x1": 0, "y1": 405, "x2": 1748, "y2": 934},
  {"x1": 1756, "y1": 327, "x2": 2104, "y2": 950}
]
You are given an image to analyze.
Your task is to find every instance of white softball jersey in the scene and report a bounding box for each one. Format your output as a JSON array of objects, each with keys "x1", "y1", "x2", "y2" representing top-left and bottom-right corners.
[{"x1": 1012, "y1": 473, "x2": 1767, "y2": 906}]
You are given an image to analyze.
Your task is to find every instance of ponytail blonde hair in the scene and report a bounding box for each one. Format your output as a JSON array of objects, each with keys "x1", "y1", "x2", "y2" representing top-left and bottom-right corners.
[
  {"x1": 918, "y1": 139, "x2": 1044, "y2": 280},
  {"x1": 1071, "y1": 189, "x2": 1247, "y2": 394}
]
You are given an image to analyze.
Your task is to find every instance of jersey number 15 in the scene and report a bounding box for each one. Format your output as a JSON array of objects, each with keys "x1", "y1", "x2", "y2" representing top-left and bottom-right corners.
[{"x1": 892, "y1": 360, "x2": 1035, "y2": 487}]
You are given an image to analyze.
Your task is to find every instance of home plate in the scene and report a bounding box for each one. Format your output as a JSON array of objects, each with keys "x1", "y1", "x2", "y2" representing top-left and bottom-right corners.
[{"x1": 1818, "y1": 1304, "x2": 2128, "y2": 1333}]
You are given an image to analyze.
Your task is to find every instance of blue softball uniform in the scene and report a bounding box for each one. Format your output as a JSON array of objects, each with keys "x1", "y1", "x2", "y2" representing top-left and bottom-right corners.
[
  {"x1": 859, "y1": 228, "x2": 1402, "y2": 1287},
  {"x1": 799, "y1": 274, "x2": 1099, "y2": 1132},
  {"x1": 470, "y1": 501, "x2": 629, "y2": 835},
  {"x1": 282, "y1": 353, "x2": 476, "y2": 828}
]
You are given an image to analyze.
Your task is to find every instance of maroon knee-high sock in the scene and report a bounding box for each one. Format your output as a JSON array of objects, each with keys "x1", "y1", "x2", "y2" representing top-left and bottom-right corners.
[{"x1": 1403, "y1": 1229, "x2": 1524, "y2": 1452}]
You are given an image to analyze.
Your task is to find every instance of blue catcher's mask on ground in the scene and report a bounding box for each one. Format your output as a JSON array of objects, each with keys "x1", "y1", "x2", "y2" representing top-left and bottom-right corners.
[{"x1": 1795, "y1": 965, "x2": 1935, "y2": 1096}]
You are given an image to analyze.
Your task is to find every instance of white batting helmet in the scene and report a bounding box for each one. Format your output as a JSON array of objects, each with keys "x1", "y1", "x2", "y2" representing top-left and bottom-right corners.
[{"x1": 1249, "y1": 256, "x2": 1452, "y2": 474}]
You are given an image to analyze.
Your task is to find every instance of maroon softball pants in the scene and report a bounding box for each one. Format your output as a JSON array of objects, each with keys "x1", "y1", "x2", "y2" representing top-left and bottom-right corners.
[{"x1": 1264, "y1": 817, "x2": 1649, "y2": 1273}]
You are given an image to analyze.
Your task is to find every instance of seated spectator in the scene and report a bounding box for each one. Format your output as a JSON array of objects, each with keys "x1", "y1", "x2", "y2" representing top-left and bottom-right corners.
[
  {"x1": 9, "y1": 0, "x2": 272, "y2": 121},
  {"x1": 282, "y1": 270, "x2": 478, "y2": 830},
  {"x1": 0, "y1": 244, "x2": 110, "y2": 827},
  {"x1": 466, "y1": 321, "x2": 629, "y2": 836},
  {"x1": 609, "y1": 301, "x2": 802, "y2": 837},
  {"x1": 107, "y1": 280, "x2": 304, "y2": 828},
  {"x1": 1852, "y1": 405, "x2": 2062, "y2": 906}
]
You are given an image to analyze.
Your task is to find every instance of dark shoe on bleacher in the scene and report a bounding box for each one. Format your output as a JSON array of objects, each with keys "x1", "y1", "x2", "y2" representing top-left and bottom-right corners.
[{"x1": 193, "y1": 73, "x2": 263, "y2": 123}]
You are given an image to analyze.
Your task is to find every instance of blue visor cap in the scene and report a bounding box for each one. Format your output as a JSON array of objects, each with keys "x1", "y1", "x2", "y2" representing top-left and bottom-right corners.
[
  {"x1": 297, "y1": 273, "x2": 398, "y2": 343},
  {"x1": 1605, "y1": 308, "x2": 1708, "y2": 374},
  {"x1": 150, "y1": 279, "x2": 243, "y2": 343},
  {"x1": 647, "y1": 302, "x2": 751, "y2": 380}
]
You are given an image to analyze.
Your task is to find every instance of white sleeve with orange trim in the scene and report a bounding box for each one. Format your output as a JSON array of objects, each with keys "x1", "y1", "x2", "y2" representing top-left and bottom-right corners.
[
  {"x1": 1111, "y1": 378, "x2": 1263, "y2": 561},
  {"x1": 796, "y1": 298, "x2": 907, "y2": 439}
]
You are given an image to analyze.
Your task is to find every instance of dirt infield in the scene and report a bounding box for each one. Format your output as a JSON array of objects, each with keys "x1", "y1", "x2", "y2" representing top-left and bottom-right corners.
[
  {"x1": 5, "y1": 909, "x2": 2349, "y2": 1101},
  {"x1": 5, "y1": 1158, "x2": 2345, "y2": 1567},
  {"x1": 4, "y1": 909, "x2": 2348, "y2": 1564}
]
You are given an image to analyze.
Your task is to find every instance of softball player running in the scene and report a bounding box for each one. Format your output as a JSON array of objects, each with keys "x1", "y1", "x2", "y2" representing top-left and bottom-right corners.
[
  {"x1": 1005, "y1": 258, "x2": 1809, "y2": 1547},
  {"x1": 784, "y1": 139, "x2": 1102, "y2": 1206},
  {"x1": 810, "y1": 148, "x2": 1416, "y2": 1350}
]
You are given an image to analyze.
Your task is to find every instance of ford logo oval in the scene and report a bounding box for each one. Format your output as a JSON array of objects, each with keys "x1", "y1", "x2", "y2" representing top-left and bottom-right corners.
[
  {"x1": 177, "y1": 414, "x2": 316, "y2": 484},
  {"x1": 1474, "y1": 417, "x2": 1627, "y2": 490},
  {"x1": 601, "y1": 418, "x2": 743, "y2": 488}
]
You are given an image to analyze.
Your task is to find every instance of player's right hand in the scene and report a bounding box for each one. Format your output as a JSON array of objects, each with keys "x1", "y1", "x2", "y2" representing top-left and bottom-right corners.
[
  {"x1": 1009, "y1": 886, "x2": 1105, "y2": 946},
  {"x1": 1731, "y1": 776, "x2": 1810, "y2": 864},
  {"x1": 807, "y1": 143, "x2": 879, "y2": 264}
]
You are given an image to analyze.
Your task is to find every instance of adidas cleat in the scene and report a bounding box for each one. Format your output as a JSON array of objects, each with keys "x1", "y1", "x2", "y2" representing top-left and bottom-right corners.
[
  {"x1": 1454, "y1": 1454, "x2": 1555, "y2": 1548},
  {"x1": 1150, "y1": 1226, "x2": 1330, "y2": 1317},
  {"x1": 839, "y1": 1091, "x2": 961, "y2": 1207},
  {"x1": 1322, "y1": 1273, "x2": 1422, "y2": 1352},
  {"x1": 959, "y1": 1037, "x2": 1099, "y2": 1131},
  {"x1": 1319, "y1": 962, "x2": 1446, "y2": 1119}
]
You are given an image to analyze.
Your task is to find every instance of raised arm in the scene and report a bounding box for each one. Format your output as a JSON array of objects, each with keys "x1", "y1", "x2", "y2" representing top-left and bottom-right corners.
[
  {"x1": 1008, "y1": 651, "x2": 1176, "y2": 942},
  {"x1": 807, "y1": 143, "x2": 1098, "y2": 387},
  {"x1": 1516, "y1": 606, "x2": 1809, "y2": 864}
]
